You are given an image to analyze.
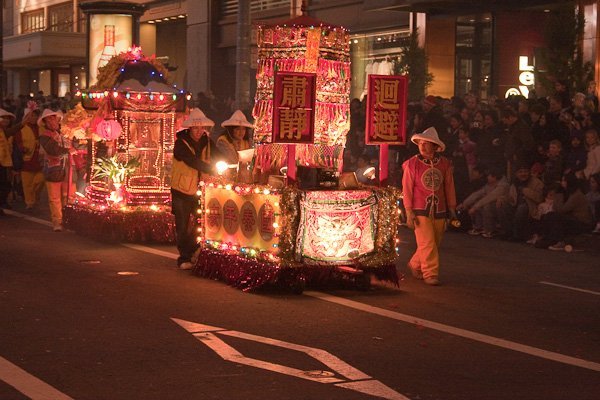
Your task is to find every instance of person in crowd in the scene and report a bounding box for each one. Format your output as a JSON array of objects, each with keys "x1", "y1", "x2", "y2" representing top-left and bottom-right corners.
[
  {"x1": 564, "y1": 131, "x2": 588, "y2": 175},
  {"x1": 476, "y1": 110, "x2": 505, "y2": 172},
  {"x1": 571, "y1": 92, "x2": 587, "y2": 120},
  {"x1": 452, "y1": 125, "x2": 476, "y2": 202},
  {"x1": 38, "y1": 109, "x2": 75, "y2": 231},
  {"x1": 501, "y1": 107, "x2": 535, "y2": 176},
  {"x1": 586, "y1": 173, "x2": 600, "y2": 234},
  {"x1": 529, "y1": 103, "x2": 547, "y2": 144},
  {"x1": 14, "y1": 106, "x2": 44, "y2": 209},
  {"x1": 422, "y1": 96, "x2": 448, "y2": 144},
  {"x1": 402, "y1": 127, "x2": 457, "y2": 286},
  {"x1": 577, "y1": 128, "x2": 600, "y2": 180},
  {"x1": 545, "y1": 95, "x2": 570, "y2": 145},
  {"x1": 216, "y1": 110, "x2": 253, "y2": 182},
  {"x1": 526, "y1": 183, "x2": 560, "y2": 245},
  {"x1": 444, "y1": 113, "x2": 463, "y2": 156},
  {"x1": 586, "y1": 80, "x2": 598, "y2": 112},
  {"x1": 498, "y1": 162, "x2": 544, "y2": 242},
  {"x1": 0, "y1": 109, "x2": 19, "y2": 214},
  {"x1": 543, "y1": 139, "x2": 564, "y2": 185},
  {"x1": 457, "y1": 169, "x2": 508, "y2": 238},
  {"x1": 171, "y1": 108, "x2": 216, "y2": 270},
  {"x1": 355, "y1": 154, "x2": 376, "y2": 184},
  {"x1": 554, "y1": 79, "x2": 571, "y2": 109},
  {"x1": 517, "y1": 98, "x2": 532, "y2": 126},
  {"x1": 540, "y1": 172, "x2": 593, "y2": 250},
  {"x1": 578, "y1": 106, "x2": 596, "y2": 132}
]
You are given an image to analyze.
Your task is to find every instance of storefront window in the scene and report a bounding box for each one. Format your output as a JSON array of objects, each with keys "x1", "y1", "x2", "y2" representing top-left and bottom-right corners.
[
  {"x1": 455, "y1": 14, "x2": 492, "y2": 99},
  {"x1": 349, "y1": 30, "x2": 410, "y2": 100},
  {"x1": 38, "y1": 70, "x2": 52, "y2": 96}
]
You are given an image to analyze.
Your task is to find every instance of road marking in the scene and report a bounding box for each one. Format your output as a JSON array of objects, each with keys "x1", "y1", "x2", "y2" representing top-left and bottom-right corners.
[
  {"x1": 0, "y1": 356, "x2": 74, "y2": 400},
  {"x1": 10, "y1": 210, "x2": 599, "y2": 374},
  {"x1": 121, "y1": 243, "x2": 178, "y2": 259},
  {"x1": 3, "y1": 209, "x2": 53, "y2": 227},
  {"x1": 304, "y1": 291, "x2": 600, "y2": 372},
  {"x1": 172, "y1": 318, "x2": 409, "y2": 400},
  {"x1": 539, "y1": 281, "x2": 600, "y2": 296}
]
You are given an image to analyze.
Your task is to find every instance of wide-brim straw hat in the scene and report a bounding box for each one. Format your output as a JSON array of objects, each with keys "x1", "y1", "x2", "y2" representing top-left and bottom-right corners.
[
  {"x1": 37, "y1": 108, "x2": 63, "y2": 126},
  {"x1": 221, "y1": 109, "x2": 253, "y2": 129},
  {"x1": 182, "y1": 108, "x2": 214, "y2": 128},
  {"x1": 411, "y1": 126, "x2": 446, "y2": 152},
  {"x1": 0, "y1": 108, "x2": 16, "y2": 120}
]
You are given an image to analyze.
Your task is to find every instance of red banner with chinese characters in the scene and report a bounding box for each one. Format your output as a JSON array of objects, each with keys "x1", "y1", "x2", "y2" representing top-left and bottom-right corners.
[
  {"x1": 272, "y1": 72, "x2": 316, "y2": 144},
  {"x1": 365, "y1": 75, "x2": 408, "y2": 145}
]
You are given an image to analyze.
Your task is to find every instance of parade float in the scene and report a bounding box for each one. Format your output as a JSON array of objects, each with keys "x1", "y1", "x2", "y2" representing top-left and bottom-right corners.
[
  {"x1": 192, "y1": 14, "x2": 406, "y2": 292},
  {"x1": 63, "y1": 46, "x2": 191, "y2": 242}
]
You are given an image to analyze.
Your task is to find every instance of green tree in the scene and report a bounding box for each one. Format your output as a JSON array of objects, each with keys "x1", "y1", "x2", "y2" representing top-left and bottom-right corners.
[
  {"x1": 535, "y1": 4, "x2": 593, "y2": 94},
  {"x1": 395, "y1": 28, "x2": 434, "y2": 101}
]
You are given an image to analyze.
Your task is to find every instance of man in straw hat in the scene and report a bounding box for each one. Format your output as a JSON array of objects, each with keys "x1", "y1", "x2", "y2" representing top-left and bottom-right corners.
[
  {"x1": 216, "y1": 109, "x2": 253, "y2": 182},
  {"x1": 171, "y1": 108, "x2": 216, "y2": 270},
  {"x1": 402, "y1": 127, "x2": 457, "y2": 285},
  {"x1": 38, "y1": 108, "x2": 75, "y2": 231}
]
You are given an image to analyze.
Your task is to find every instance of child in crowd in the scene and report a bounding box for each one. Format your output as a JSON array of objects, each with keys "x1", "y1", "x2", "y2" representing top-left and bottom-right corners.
[
  {"x1": 543, "y1": 140, "x2": 564, "y2": 185},
  {"x1": 527, "y1": 184, "x2": 559, "y2": 245},
  {"x1": 564, "y1": 132, "x2": 587, "y2": 175}
]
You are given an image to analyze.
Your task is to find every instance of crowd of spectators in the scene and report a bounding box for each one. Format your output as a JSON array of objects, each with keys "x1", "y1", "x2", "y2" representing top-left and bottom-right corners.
[
  {"x1": 344, "y1": 80, "x2": 600, "y2": 250},
  {"x1": 3, "y1": 81, "x2": 600, "y2": 249}
]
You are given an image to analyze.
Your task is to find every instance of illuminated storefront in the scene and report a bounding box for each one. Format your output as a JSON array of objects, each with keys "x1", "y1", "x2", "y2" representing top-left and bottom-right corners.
[{"x1": 349, "y1": 30, "x2": 410, "y2": 100}]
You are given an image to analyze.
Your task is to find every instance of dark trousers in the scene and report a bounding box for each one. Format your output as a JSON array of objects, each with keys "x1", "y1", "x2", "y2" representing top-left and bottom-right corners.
[
  {"x1": 499, "y1": 202, "x2": 530, "y2": 240},
  {"x1": 0, "y1": 167, "x2": 12, "y2": 207},
  {"x1": 540, "y1": 212, "x2": 592, "y2": 244},
  {"x1": 172, "y1": 193, "x2": 199, "y2": 266}
]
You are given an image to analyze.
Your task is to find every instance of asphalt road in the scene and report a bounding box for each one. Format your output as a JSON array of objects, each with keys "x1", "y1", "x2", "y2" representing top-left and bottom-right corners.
[{"x1": 1, "y1": 207, "x2": 599, "y2": 400}]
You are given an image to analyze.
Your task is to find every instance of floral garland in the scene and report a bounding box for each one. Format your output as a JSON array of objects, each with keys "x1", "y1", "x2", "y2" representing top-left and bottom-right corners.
[
  {"x1": 92, "y1": 46, "x2": 170, "y2": 90},
  {"x1": 61, "y1": 104, "x2": 93, "y2": 140}
]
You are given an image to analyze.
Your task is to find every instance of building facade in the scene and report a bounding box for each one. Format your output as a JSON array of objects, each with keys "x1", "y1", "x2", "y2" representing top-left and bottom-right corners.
[{"x1": 2, "y1": 0, "x2": 599, "y2": 103}]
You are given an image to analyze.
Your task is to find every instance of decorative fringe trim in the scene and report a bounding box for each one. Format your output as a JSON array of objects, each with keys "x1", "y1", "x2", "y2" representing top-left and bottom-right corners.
[
  {"x1": 193, "y1": 248, "x2": 400, "y2": 292},
  {"x1": 63, "y1": 204, "x2": 176, "y2": 243}
]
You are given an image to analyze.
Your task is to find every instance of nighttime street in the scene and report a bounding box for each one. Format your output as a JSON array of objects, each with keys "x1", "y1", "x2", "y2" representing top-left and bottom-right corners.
[
  {"x1": 1, "y1": 203, "x2": 599, "y2": 400},
  {"x1": 3, "y1": 0, "x2": 600, "y2": 399}
]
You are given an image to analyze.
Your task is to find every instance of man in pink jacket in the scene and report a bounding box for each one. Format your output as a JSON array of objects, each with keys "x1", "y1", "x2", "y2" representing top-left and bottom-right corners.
[{"x1": 402, "y1": 127, "x2": 457, "y2": 285}]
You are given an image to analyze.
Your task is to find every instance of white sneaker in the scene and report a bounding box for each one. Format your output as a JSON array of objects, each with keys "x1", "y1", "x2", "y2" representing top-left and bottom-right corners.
[
  {"x1": 53, "y1": 225, "x2": 63, "y2": 232},
  {"x1": 548, "y1": 241, "x2": 565, "y2": 251},
  {"x1": 179, "y1": 262, "x2": 193, "y2": 270}
]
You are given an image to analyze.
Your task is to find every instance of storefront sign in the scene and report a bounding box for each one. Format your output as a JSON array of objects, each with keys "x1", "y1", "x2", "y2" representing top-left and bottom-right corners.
[
  {"x1": 365, "y1": 75, "x2": 407, "y2": 145},
  {"x1": 88, "y1": 14, "x2": 133, "y2": 86},
  {"x1": 272, "y1": 72, "x2": 316, "y2": 144},
  {"x1": 505, "y1": 56, "x2": 535, "y2": 98},
  {"x1": 204, "y1": 187, "x2": 280, "y2": 253}
]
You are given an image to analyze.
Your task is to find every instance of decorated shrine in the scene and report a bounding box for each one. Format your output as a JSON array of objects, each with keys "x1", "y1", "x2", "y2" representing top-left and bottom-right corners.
[
  {"x1": 63, "y1": 47, "x2": 191, "y2": 242},
  {"x1": 252, "y1": 13, "x2": 351, "y2": 178},
  {"x1": 192, "y1": 14, "x2": 404, "y2": 292}
]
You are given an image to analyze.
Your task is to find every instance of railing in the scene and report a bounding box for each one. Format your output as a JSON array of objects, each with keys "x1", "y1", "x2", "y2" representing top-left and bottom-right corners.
[
  {"x1": 220, "y1": 0, "x2": 290, "y2": 18},
  {"x1": 21, "y1": 18, "x2": 87, "y2": 34}
]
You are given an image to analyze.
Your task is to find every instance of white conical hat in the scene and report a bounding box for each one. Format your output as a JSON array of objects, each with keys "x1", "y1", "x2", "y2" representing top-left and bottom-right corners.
[
  {"x1": 221, "y1": 109, "x2": 253, "y2": 128},
  {"x1": 37, "y1": 108, "x2": 63, "y2": 126},
  {"x1": 0, "y1": 108, "x2": 16, "y2": 120},
  {"x1": 410, "y1": 126, "x2": 445, "y2": 152},
  {"x1": 182, "y1": 108, "x2": 214, "y2": 128}
]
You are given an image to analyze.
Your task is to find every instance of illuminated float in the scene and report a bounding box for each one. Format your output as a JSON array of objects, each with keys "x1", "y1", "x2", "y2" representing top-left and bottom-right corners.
[
  {"x1": 63, "y1": 47, "x2": 191, "y2": 242},
  {"x1": 192, "y1": 13, "x2": 404, "y2": 292}
]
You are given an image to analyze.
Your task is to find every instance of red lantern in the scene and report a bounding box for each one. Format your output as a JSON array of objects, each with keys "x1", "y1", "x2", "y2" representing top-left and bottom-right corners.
[{"x1": 96, "y1": 119, "x2": 123, "y2": 140}]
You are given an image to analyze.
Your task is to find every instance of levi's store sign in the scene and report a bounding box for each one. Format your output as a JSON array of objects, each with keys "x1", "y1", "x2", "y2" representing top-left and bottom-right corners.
[{"x1": 505, "y1": 56, "x2": 535, "y2": 98}]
